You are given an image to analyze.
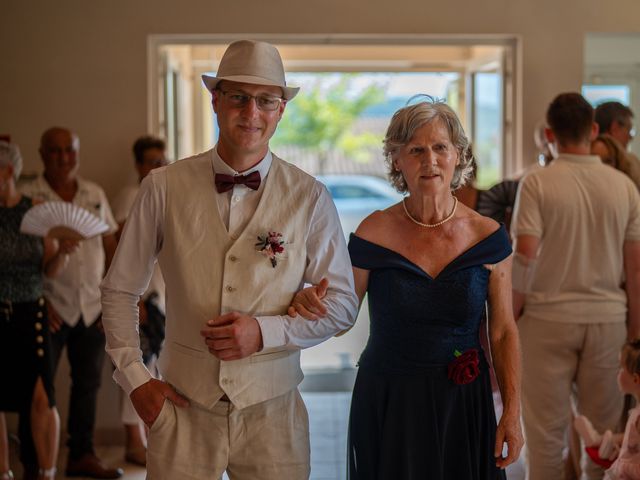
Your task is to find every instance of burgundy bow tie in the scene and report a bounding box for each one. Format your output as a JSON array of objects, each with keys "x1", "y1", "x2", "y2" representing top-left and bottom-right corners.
[{"x1": 214, "y1": 171, "x2": 261, "y2": 193}]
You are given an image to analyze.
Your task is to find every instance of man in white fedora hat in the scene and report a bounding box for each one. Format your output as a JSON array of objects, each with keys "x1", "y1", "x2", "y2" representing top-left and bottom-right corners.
[{"x1": 101, "y1": 39, "x2": 358, "y2": 479}]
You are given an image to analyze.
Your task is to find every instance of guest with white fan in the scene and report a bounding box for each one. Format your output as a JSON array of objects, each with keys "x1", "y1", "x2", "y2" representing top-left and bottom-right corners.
[
  {"x1": 19, "y1": 128, "x2": 122, "y2": 479},
  {"x1": 0, "y1": 140, "x2": 77, "y2": 480}
]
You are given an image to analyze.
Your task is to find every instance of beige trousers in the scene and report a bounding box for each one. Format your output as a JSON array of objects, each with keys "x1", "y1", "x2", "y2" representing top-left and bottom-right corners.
[
  {"x1": 519, "y1": 317, "x2": 625, "y2": 480},
  {"x1": 146, "y1": 388, "x2": 310, "y2": 480}
]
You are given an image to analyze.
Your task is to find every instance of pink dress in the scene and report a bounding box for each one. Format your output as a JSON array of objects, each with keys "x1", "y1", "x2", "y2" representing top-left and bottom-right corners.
[{"x1": 606, "y1": 407, "x2": 640, "y2": 480}]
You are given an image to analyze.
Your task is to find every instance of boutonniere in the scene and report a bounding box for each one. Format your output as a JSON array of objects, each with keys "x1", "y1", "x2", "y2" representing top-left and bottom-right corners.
[
  {"x1": 255, "y1": 231, "x2": 285, "y2": 268},
  {"x1": 447, "y1": 348, "x2": 480, "y2": 385}
]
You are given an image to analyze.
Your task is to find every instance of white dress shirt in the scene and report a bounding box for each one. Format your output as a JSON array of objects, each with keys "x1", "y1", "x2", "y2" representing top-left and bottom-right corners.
[
  {"x1": 112, "y1": 183, "x2": 165, "y2": 311},
  {"x1": 101, "y1": 147, "x2": 358, "y2": 392},
  {"x1": 21, "y1": 175, "x2": 118, "y2": 326}
]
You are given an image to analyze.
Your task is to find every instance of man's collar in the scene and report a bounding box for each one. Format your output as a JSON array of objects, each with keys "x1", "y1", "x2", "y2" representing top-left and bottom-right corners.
[
  {"x1": 555, "y1": 153, "x2": 603, "y2": 164},
  {"x1": 211, "y1": 147, "x2": 272, "y2": 180}
]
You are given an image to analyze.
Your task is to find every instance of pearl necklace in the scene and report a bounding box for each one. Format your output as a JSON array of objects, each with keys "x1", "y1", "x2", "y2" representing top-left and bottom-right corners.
[{"x1": 402, "y1": 196, "x2": 458, "y2": 228}]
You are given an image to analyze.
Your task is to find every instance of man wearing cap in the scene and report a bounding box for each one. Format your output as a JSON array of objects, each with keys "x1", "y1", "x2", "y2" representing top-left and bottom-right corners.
[{"x1": 101, "y1": 40, "x2": 358, "y2": 479}]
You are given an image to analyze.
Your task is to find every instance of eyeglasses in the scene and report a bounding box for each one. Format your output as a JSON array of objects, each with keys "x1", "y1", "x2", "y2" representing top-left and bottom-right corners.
[
  {"x1": 618, "y1": 120, "x2": 637, "y2": 139},
  {"x1": 217, "y1": 89, "x2": 284, "y2": 112}
]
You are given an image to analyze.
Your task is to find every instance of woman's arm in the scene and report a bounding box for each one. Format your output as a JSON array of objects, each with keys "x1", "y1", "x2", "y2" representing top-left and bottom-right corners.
[
  {"x1": 487, "y1": 255, "x2": 524, "y2": 468},
  {"x1": 352, "y1": 266, "x2": 369, "y2": 306},
  {"x1": 287, "y1": 268, "x2": 368, "y2": 321}
]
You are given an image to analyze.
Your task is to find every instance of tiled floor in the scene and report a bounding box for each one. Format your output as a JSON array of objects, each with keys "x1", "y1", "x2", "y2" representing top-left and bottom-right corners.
[
  {"x1": 8, "y1": 392, "x2": 525, "y2": 479},
  {"x1": 305, "y1": 393, "x2": 350, "y2": 479}
]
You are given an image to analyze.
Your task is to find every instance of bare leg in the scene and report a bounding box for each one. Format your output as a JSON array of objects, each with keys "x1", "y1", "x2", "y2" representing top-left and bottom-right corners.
[
  {"x1": 0, "y1": 413, "x2": 12, "y2": 478},
  {"x1": 30, "y1": 377, "x2": 59, "y2": 478}
]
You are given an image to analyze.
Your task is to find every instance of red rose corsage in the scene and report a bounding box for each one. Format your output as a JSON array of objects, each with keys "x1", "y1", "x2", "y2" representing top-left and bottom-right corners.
[
  {"x1": 447, "y1": 348, "x2": 480, "y2": 385},
  {"x1": 255, "y1": 231, "x2": 285, "y2": 268}
]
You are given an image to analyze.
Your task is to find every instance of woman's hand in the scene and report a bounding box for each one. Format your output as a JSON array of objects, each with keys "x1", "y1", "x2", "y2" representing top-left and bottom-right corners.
[
  {"x1": 287, "y1": 278, "x2": 329, "y2": 320},
  {"x1": 46, "y1": 301, "x2": 64, "y2": 333},
  {"x1": 138, "y1": 299, "x2": 148, "y2": 326},
  {"x1": 494, "y1": 411, "x2": 524, "y2": 469}
]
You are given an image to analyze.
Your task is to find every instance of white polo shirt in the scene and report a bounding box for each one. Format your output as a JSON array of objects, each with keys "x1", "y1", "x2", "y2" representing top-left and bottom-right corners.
[
  {"x1": 512, "y1": 154, "x2": 640, "y2": 323},
  {"x1": 21, "y1": 174, "x2": 118, "y2": 327}
]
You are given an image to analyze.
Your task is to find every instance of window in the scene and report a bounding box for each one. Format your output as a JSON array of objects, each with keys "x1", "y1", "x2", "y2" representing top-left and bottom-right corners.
[
  {"x1": 582, "y1": 84, "x2": 631, "y2": 106},
  {"x1": 472, "y1": 72, "x2": 503, "y2": 189},
  {"x1": 149, "y1": 37, "x2": 520, "y2": 184}
]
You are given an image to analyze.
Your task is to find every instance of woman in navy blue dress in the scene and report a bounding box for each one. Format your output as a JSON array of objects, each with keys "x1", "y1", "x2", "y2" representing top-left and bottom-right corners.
[{"x1": 291, "y1": 99, "x2": 523, "y2": 479}]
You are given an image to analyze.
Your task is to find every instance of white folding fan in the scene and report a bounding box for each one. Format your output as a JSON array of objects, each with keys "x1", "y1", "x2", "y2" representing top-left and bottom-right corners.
[{"x1": 20, "y1": 201, "x2": 109, "y2": 240}]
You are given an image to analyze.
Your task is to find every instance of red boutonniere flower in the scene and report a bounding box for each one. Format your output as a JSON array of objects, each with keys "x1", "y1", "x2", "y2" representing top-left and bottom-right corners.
[
  {"x1": 447, "y1": 348, "x2": 480, "y2": 385},
  {"x1": 256, "y1": 231, "x2": 285, "y2": 268}
]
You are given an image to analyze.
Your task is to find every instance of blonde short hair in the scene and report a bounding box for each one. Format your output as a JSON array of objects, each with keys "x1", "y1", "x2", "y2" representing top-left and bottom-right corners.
[{"x1": 383, "y1": 98, "x2": 474, "y2": 192}]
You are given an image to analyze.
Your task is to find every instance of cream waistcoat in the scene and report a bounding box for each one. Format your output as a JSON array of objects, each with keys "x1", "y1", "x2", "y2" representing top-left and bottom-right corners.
[{"x1": 157, "y1": 151, "x2": 318, "y2": 409}]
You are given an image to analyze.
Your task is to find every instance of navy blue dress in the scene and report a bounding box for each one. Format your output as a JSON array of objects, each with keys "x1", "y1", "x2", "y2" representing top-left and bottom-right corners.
[{"x1": 347, "y1": 226, "x2": 511, "y2": 480}]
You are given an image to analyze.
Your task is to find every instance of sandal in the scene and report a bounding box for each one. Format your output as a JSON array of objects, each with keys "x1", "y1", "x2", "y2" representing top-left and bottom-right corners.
[{"x1": 38, "y1": 467, "x2": 56, "y2": 479}]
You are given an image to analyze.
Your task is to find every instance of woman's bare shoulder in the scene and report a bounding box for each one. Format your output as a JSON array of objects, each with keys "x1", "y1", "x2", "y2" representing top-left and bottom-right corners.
[{"x1": 457, "y1": 202, "x2": 500, "y2": 233}]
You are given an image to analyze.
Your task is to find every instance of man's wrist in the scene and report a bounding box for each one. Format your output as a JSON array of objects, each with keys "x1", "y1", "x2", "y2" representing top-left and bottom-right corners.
[{"x1": 254, "y1": 315, "x2": 286, "y2": 350}]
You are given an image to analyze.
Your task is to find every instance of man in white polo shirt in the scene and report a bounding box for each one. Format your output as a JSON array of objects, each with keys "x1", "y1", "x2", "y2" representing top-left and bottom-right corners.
[
  {"x1": 512, "y1": 93, "x2": 640, "y2": 480},
  {"x1": 20, "y1": 127, "x2": 122, "y2": 479},
  {"x1": 101, "y1": 40, "x2": 358, "y2": 479}
]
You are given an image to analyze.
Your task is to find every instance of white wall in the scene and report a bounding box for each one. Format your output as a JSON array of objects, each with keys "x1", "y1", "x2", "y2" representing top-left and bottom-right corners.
[{"x1": 2, "y1": 0, "x2": 640, "y2": 199}]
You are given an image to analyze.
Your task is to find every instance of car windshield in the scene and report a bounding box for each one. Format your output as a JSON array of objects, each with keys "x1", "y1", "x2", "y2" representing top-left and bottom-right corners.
[{"x1": 317, "y1": 175, "x2": 402, "y2": 238}]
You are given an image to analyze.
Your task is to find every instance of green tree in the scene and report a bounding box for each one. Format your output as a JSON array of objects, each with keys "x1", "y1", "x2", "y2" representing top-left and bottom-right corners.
[{"x1": 271, "y1": 74, "x2": 385, "y2": 173}]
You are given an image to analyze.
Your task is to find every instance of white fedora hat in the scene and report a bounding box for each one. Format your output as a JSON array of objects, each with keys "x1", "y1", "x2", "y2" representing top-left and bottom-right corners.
[{"x1": 202, "y1": 40, "x2": 299, "y2": 101}]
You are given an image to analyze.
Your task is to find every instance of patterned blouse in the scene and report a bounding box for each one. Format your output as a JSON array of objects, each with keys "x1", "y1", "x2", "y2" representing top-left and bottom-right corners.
[{"x1": 0, "y1": 196, "x2": 44, "y2": 302}]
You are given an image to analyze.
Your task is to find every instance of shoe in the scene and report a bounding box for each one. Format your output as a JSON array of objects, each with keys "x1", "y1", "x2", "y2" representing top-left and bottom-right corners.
[
  {"x1": 125, "y1": 447, "x2": 146, "y2": 467},
  {"x1": 66, "y1": 453, "x2": 124, "y2": 479},
  {"x1": 0, "y1": 469, "x2": 13, "y2": 480},
  {"x1": 38, "y1": 467, "x2": 56, "y2": 479}
]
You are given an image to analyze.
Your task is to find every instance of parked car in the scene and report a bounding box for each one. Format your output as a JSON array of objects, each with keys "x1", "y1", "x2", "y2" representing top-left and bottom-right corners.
[{"x1": 316, "y1": 174, "x2": 403, "y2": 238}]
